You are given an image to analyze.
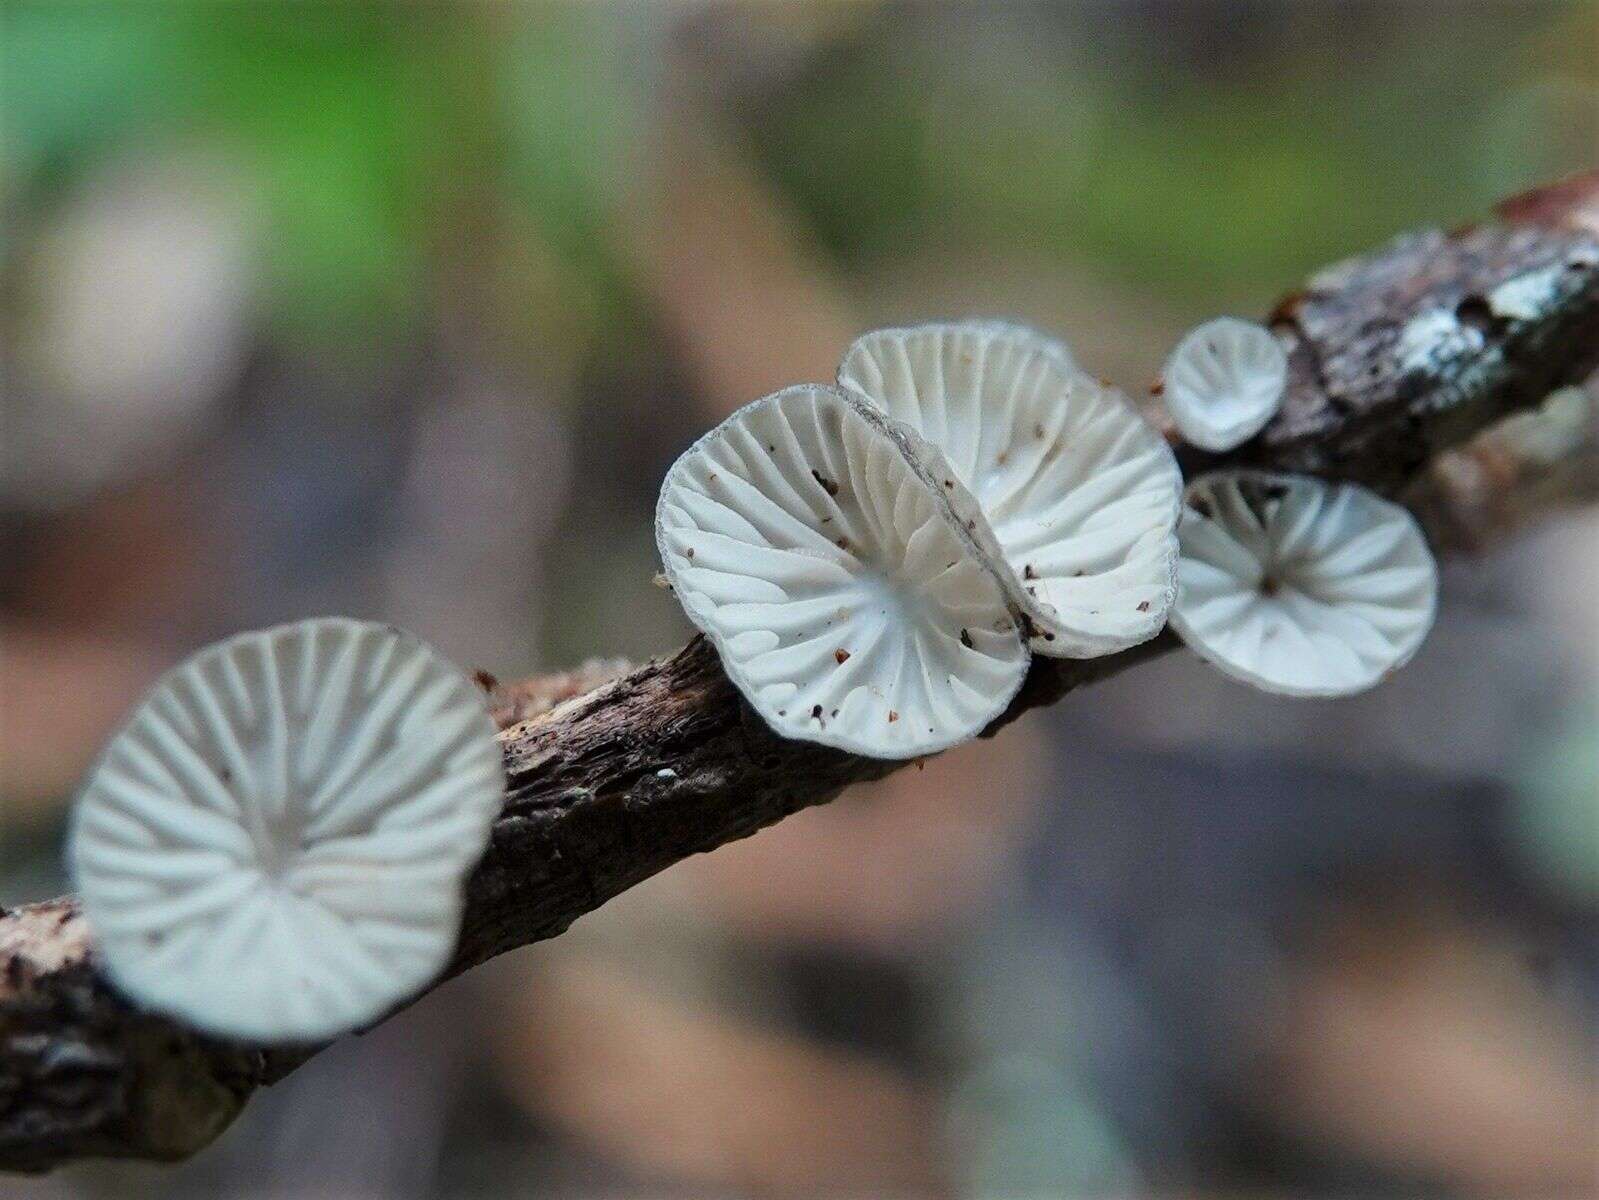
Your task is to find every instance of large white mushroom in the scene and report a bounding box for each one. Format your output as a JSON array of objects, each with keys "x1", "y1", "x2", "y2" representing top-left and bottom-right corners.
[
  {"x1": 655, "y1": 383, "x2": 1029, "y2": 758},
  {"x1": 1158, "y1": 316, "x2": 1288, "y2": 452},
  {"x1": 838, "y1": 320, "x2": 1182, "y2": 658},
  {"x1": 1169, "y1": 471, "x2": 1438, "y2": 697},
  {"x1": 69, "y1": 618, "x2": 505, "y2": 1042}
]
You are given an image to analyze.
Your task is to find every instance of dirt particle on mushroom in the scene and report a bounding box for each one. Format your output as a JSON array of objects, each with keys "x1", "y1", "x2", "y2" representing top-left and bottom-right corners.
[
  {"x1": 960, "y1": 628, "x2": 974, "y2": 649},
  {"x1": 888, "y1": 710, "x2": 899, "y2": 723},
  {"x1": 811, "y1": 469, "x2": 840, "y2": 497},
  {"x1": 834, "y1": 648, "x2": 851, "y2": 664}
]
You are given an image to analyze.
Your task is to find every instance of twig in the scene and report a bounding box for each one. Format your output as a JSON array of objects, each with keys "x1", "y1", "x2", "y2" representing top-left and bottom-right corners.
[{"x1": 2, "y1": 173, "x2": 1597, "y2": 1173}]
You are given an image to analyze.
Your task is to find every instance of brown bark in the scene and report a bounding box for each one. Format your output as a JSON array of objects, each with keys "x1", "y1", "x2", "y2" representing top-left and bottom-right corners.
[{"x1": 3, "y1": 173, "x2": 1597, "y2": 1174}]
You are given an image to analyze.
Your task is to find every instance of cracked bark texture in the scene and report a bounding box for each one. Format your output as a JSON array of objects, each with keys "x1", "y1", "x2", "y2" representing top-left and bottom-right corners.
[{"x1": 3, "y1": 173, "x2": 1598, "y2": 1174}]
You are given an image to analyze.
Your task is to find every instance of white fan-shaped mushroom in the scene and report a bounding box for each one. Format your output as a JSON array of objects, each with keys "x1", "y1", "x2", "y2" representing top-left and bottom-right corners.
[
  {"x1": 1159, "y1": 316, "x2": 1288, "y2": 452},
  {"x1": 655, "y1": 383, "x2": 1029, "y2": 758},
  {"x1": 1170, "y1": 472, "x2": 1438, "y2": 697},
  {"x1": 838, "y1": 321, "x2": 1181, "y2": 658},
  {"x1": 69, "y1": 618, "x2": 505, "y2": 1042}
]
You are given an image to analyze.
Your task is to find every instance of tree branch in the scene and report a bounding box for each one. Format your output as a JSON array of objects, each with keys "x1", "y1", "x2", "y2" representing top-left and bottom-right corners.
[{"x1": 3, "y1": 173, "x2": 1598, "y2": 1173}]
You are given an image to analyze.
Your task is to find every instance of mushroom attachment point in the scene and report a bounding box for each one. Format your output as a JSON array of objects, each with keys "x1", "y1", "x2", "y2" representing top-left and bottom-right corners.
[
  {"x1": 838, "y1": 320, "x2": 1182, "y2": 658},
  {"x1": 69, "y1": 618, "x2": 506, "y2": 1043},
  {"x1": 1158, "y1": 316, "x2": 1288, "y2": 452},
  {"x1": 655, "y1": 383, "x2": 1029, "y2": 758},
  {"x1": 1169, "y1": 471, "x2": 1438, "y2": 697}
]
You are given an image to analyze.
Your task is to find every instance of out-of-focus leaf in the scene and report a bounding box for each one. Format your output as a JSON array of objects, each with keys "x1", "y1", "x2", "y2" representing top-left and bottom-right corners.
[{"x1": 746, "y1": 6, "x2": 1577, "y2": 303}]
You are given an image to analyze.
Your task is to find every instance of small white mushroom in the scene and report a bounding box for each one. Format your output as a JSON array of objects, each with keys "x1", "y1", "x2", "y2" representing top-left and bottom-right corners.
[
  {"x1": 655, "y1": 383, "x2": 1029, "y2": 758},
  {"x1": 69, "y1": 618, "x2": 505, "y2": 1042},
  {"x1": 838, "y1": 320, "x2": 1182, "y2": 658},
  {"x1": 1159, "y1": 317, "x2": 1288, "y2": 452},
  {"x1": 1170, "y1": 471, "x2": 1438, "y2": 697}
]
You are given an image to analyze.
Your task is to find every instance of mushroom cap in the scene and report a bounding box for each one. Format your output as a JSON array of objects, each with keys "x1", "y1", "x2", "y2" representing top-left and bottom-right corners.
[
  {"x1": 1169, "y1": 471, "x2": 1438, "y2": 697},
  {"x1": 69, "y1": 618, "x2": 505, "y2": 1042},
  {"x1": 837, "y1": 320, "x2": 1182, "y2": 658},
  {"x1": 655, "y1": 383, "x2": 1029, "y2": 758},
  {"x1": 1159, "y1": 316, "x2": 1288, "y2": 452}
]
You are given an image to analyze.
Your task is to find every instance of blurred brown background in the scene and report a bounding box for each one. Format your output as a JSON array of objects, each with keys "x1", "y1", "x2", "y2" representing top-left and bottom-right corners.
[{"x1": 2, "y1": 2, "x2": 1596, "y2": 1197}]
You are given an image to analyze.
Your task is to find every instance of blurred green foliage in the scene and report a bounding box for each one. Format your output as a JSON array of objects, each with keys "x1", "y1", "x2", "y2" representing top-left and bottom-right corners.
[
  {"x1": 4, "y1": 5, "x2": 427, "y2": 337},
  {"x1": 3, "y1": 1, "x2": 1592, "y2": 338},
  {"x1": 192, "y1": 14, "x2": 426, "y2": 336},
  {"x1": 747, "y1": 4, "x2": 1593, "y2": 300}
]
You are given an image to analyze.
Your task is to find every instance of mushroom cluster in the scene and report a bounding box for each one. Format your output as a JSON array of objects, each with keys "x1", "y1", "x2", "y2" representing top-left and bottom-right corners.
[
  {"x1": 61, "y1": 314, "x2": 1444, "y2": 1044},
  {"x1": 1150, "y1": 316, "x2": 1440, "y2": 697},
  {"x1": 658, "y1": 320, "x2": 1185, "y2": 758},
  {"x1": 70, "y1": 618, "x2": 504, "y2": 1042},
  {"x1": 661, "y1": 315, "x2": 1441, "y2": 749}
]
